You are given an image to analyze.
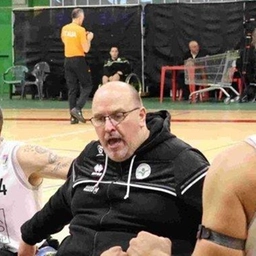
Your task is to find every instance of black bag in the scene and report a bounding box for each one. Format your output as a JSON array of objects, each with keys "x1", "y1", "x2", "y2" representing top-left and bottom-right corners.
[{"x1": 240, "y1": 83, "x2": 256, "y2": 102}]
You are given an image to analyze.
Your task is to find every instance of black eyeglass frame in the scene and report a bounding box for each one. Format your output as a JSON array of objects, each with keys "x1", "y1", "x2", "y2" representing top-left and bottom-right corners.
[{"x1": 90, "y1": 107, "x2": 140, "y2": 127}]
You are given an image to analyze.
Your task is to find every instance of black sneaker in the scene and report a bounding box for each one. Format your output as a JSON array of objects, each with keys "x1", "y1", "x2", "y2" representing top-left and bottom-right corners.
[
  {"x1": 70, "y1": 108, "x2": 86, "y2": 123},
  {"x1": 70, "y1": 116, "x2": 79, "y2": 124}
]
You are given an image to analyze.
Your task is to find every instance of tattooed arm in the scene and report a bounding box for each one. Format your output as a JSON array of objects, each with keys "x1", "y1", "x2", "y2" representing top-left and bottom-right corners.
[{"x1": 16, "y1": 144, "x2": 73, "y2": 185}]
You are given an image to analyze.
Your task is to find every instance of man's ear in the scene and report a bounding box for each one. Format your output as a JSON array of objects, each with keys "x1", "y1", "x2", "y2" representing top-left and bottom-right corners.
[{"x1": 139, "y1": 107, "x2": 147, "y2": 126}]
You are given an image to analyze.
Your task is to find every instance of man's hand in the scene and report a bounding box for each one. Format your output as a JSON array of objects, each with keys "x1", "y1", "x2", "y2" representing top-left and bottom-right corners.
[
  {"x1": 18, "y1": 240, "x2": 37, "y2": 256},
  {"x1": 87, "y1": 31, "x2": 94, "y2": 41},
  {"x1": 100, "y1": 246, "x2": 128, "y2": 256},
  {"x1": 127, "y1": 231, "x2": 172, "y2": 256}
]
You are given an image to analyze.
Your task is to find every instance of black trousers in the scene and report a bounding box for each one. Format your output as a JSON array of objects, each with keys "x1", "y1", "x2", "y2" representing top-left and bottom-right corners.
[{"x1": 64, "y1": 57, "x2": 92, "y2": 111}]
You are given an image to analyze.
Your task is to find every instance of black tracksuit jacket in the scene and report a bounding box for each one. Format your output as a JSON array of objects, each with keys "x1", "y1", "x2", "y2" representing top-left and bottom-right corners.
[{"x1": 21, "y1": 110, "x2": 209, "y2": 256}]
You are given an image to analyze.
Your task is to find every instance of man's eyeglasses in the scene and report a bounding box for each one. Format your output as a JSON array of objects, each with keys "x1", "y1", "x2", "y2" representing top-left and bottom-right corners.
[{"x1": 90, "y1": 107, "x2": 140, "y2": 127}]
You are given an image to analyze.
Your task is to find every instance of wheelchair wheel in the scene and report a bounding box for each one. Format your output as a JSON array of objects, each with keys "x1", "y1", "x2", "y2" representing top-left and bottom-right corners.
[
  {"x1": 125, "y1": 73, "x2": 142, "y2": 95},
  {"x1": 234, "y1": 95, "x2": 240, "y2": 102},
  {"x1": 224, "y1": 97, "x2": 231, "y2": 104}
]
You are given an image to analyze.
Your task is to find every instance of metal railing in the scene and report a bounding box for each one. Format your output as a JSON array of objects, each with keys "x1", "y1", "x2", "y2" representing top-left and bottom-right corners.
[{"x1": 50, "y1": 0, "x2": 251, "y2": 5}]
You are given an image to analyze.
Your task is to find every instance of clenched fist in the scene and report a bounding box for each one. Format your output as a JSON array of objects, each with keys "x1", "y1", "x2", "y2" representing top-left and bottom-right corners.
[
  {"x1": 86, "y1": 31, "x2": 94, "y2": 41},
  {"x1": 127, "y1": 231, "x2": 172, "y2": 256},
  {"x1": 100, "y1": 246, "x2": 128, "y2": 256}
]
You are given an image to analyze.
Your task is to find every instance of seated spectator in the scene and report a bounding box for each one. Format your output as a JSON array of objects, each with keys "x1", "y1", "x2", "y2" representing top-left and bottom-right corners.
[
  {"x1": 177, "y1": 41, "x2": 208, "y2": 100},
  {"x1": 102, "y1": 46, "x2": 131, "y2": 84}
]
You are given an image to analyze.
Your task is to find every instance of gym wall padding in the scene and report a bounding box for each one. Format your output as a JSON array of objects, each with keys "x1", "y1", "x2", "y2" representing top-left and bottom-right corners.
[{"x1": 13, "y1": 6, "x2": 142, "y2": 97}]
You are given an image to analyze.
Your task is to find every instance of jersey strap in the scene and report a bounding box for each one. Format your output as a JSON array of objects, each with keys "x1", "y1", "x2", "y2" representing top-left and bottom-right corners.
[{"x1": 196, "y1": 224, "x2": 246, "y2": 250}]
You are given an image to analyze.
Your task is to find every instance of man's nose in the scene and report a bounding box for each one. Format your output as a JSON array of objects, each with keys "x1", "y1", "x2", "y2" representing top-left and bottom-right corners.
[{"x1": 104, "y1": 117, "x2": 116, "y2": 131}]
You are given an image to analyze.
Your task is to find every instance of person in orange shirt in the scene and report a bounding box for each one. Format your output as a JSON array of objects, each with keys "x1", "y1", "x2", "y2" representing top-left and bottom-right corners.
[{"x1": 61, "y1": 8, "x2": 94, "y2": 124}]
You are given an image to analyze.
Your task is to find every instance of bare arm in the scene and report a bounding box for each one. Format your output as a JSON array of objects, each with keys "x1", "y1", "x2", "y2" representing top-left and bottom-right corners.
[
  {"x1": 192, "y1": 141, "x2": 256, "y2": 256},
  {"x1": 16, "y1": 144, "x2": 73, "y2": 185}
]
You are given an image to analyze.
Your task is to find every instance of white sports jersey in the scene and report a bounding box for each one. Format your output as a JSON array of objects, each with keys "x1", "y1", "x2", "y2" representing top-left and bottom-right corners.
[
  {"x1": 0, "y1": 139, "x2": 42, "y2": 253},
  {"x1": 245, "y1": 135, "x2": 256, "y2": 256}
]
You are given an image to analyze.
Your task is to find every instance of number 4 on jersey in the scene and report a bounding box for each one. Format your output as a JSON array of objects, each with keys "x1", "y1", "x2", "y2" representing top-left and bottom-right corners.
[{"x1": 0, "y1": 178, "x2": 7, "y2": 195}]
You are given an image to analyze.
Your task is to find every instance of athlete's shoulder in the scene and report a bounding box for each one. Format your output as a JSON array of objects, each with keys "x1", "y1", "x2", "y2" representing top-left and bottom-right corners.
[
  {"x1": 215, "y1": 141, "x2": 255, "y2": 172},
  {"x1": 205, "y1": 140, "x2": 256, "y2": 196}
]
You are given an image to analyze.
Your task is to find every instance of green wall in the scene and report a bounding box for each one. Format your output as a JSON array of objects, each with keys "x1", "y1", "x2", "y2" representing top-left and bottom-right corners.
[
  {"x1": 28, "y1": 0, "x2": 50, "y2": 7},
  {"x1": 0, "y1": 0, "x2": 12, "y2": 95}
]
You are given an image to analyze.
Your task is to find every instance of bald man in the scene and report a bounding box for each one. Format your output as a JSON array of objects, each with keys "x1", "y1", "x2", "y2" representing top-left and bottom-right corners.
[
  {"x1": 19, "y1": 81, "x2": 209, "y2": 256},
  {"x1": 182, "y1": 40, "x2": 208, "y2": 60},
  {"x1": 178, "y1": 41, "x2": 208, "y2": 100}
]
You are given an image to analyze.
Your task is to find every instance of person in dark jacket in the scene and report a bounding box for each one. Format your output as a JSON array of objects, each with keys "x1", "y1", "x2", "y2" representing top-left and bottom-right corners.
[
  {"x1": 178, "y1": 41, "x2": 208, "y2": 100},
  {"x1": 102, "y1": 46, "x2": 131, "y2": 84},
  {"x1": 18, "y1": 81, "x2": 209, "y2": 256}
]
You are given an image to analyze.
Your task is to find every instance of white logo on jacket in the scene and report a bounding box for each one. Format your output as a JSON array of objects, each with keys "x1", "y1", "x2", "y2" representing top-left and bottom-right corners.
[
  {"x1": 135, "y1": 163, "x2": 151, "y2": 180},
  {"x1": 96, "y1": 145, "x2": 104, "y2": 156},
  {"x1": 92, "y1": 164, "x2": 103, "y2": 176}
]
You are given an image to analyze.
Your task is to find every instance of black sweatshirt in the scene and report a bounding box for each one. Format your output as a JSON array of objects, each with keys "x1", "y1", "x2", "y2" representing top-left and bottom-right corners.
[{"x1": 21, "y1": 110, "x2": 209, "y2": 256}]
